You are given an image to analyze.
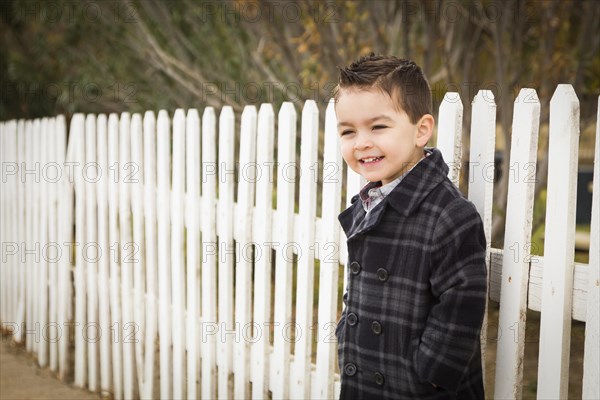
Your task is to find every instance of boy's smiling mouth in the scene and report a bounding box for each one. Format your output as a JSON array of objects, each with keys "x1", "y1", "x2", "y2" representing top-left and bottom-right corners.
[{"x1": 360, "y1": 156, "x2": 384, "y2": 164}]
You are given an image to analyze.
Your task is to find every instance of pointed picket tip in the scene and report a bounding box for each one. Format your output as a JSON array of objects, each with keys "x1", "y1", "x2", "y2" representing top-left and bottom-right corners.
[
  {"x1": 515, "y1": 88, "x2": 539, "y2": 104},
  {"x1": 157, "y1": 109, "x2": 170, "y2": 121},
  {"x1": 108, "y1": 113, "x2": 119, "y2": 124},
  {"x1": 258, "y1": 102, "x2": 274, "y2": 116},
  {"x1": 203, "y1": 107, "x2": 215, "y2": 119},
  {"x1": 326, "y1": 98, "x2": 337, "y2": 116},
  {"x1": 70, "y1": 113, "x2": 85, "y2": 127},
  {"x1": 280, "y1": 101, "x2": 295, "y2": 113},
  {"x1": 174, "y1": 108, "x2": 186, "y2": 120},
  {"x1": 187, "y1": 108, "x2": 199, "y2": 119},
  {"x1": 440, "y1": 92, "x2": 463, "y2": 110},
  {"x1": 144, "y1": 110, "x2": 156, "y2": 121},
  {"x1": 241, "y1": 105, "x2": 257, "y2": 122},
  {"x1": 303, "y1": 99, "x2": 318, "y2": 113},
  {"x1": 550, "y1": 84, "x2": 579, "y2": 107},
  {"x1": 473, "y1": 89, "x2": 495, "y2": 106},
  {"x1": 131, "y1": 113, "x2": 143, "y2": 127},
  {"x1": 220, "y1": 105, "x2": 234, "y2": 120}
]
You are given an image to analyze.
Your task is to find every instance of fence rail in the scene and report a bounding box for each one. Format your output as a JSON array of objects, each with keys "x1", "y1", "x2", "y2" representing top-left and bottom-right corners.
[{"x1": 0, "y1": 85, "x2": 598, "y2": 399}]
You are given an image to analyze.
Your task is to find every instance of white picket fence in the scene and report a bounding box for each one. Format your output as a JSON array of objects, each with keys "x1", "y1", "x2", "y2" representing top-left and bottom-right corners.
[{"x1": 0, "y1": 84, "x2": 598, "y2": 400}]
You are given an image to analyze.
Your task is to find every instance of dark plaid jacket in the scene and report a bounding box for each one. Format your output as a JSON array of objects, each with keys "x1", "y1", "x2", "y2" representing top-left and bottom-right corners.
[{"x1": 337, "y1": 148, "x2": 487, "y2": 399}]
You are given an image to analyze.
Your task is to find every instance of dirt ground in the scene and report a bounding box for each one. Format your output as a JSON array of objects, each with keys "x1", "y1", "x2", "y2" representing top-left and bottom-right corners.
[{"x1": 0, "y1": 336, "x2": 100, "y2": 400}]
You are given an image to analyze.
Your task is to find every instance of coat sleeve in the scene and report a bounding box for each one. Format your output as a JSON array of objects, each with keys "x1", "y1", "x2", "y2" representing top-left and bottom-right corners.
[{"x1": 414, "y1": 197, "x2": 488, "y2": 393}]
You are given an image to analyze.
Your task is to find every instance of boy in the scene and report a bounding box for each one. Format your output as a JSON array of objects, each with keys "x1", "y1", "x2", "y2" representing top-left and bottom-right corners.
[{"x1": 335, "y1": 54, "x2": 487, "y2": 399}]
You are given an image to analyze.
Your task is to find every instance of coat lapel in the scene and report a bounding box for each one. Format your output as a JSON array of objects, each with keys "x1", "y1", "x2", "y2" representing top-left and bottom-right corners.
[{"x1": 338, "y1": 148, "x2": 450, "y2": 240}]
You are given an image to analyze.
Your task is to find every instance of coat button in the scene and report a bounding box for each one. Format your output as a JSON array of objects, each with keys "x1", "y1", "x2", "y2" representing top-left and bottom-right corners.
[
  {"x1": 350, "y1": 261, "x2": 361, "y2": 275},
  {"x1": 347, "y1": 313, "x2": 358, "y2": 326},
  {"x1": 376, "y1": 268, "x2": 388, "y2": 282},
  {"x1": 344, "y1": 363, "x2": 357, "y2": 377},
  {"x1": 371, "y1": 321, "x2": 382, "y2": 335},
  {"x1": 374, "y1": 371, "x2": 385, "y2": 386}
]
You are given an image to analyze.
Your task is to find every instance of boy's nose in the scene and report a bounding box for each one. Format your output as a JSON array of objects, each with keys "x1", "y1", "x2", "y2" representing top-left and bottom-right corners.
[{"x1": 353, "y1": 132, "x2": 372, "y2": 150}]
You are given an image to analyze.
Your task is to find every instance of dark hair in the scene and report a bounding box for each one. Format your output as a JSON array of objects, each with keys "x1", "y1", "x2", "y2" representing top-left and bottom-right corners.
[{"x1": 334, "y1": 54, "x2": 432, "y2": 123}]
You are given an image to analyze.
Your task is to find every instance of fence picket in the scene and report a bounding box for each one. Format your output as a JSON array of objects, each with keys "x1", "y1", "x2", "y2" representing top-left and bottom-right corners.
[
  {"x1": 84, "y1": 114, "x2": 99, "y2": 390},
  {"x1": 291, "y1": 100, "x2": 319, "y2": 399},
  {"x1": 71, "y1": 114, "x2": 87, "y2": 387},
  {"x1": 48, "y1": 117, "x2": 58, "y2": 372},
  {"x1": 537, "y1": 84, "x2": 580, "y2": 399},
  {"x1": 436, "y1": 92, "x2": 463, "y2": 186},
  {"x1": 314, "y1": 99, "x2": 343, "y2": 399},
  {"x1": 157, "y1": 110, "x2": 172, "y2": 399},
  {"x1": 201, "y1": 107, "x2": 218, "y2": 400},
  {"x1": 23, "y1": 120, "x2": 32, "y2": 351},
  {"x1": 171, "y1": 109, "x2": 186, "y2": 399},
  {"x1": 468, "y1": 90, "x2": 497, "y2": 385},
  {"x1": 142, "y1": 111, "x2": 158, "y2": 400},
  {"x1": 16, "y1": 120, "x2": 26, "y2": 344},
  {"x1": 108, "y1": 113, "x2": 123, "y2": 400},
  {"x1": 56, "y1": 115, "x2": 71, "y2": 381},
  {"x1": 582, "y1": 96, "x2": 600, "y2": 399},
  {"x1": 251, "y1": 103, "x2": 275, "y2": 399},
  {"x1": 130, "y1": 113, "x2": 146, "y2": 397},
  {"x1": 234, "y1": 105, "x2": 257, "y2": 400},
  {"x1": 119, "y1": 113, "x2": 137, "y2": 399},
  {"x1": 271, "y1": 102, "x2": 297, "y2": 399},
  {"x1": 494, "y1": 89, "x2": 540, "y2": 399},
  {"x1": 185, "y1": 109, "x2": 201, "y2": 400},
  {"x1": 38, "y1": 118, "x2": 49, "y2": 363},
  {"x1": 217, "y1": 106, "x2": 235, "y2": 399},
  {"x1": 96, "y1": 113, "x2": 112, "y2": 394}
]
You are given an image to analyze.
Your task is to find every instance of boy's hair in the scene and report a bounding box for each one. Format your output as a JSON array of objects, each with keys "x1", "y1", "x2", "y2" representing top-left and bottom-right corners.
[{"x1": 334, "y1": 54, "x2": 432, "y2": 124}]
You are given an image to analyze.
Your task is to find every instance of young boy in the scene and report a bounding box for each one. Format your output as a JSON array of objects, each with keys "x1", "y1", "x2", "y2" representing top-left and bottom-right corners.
[{"x1": 335, "y1": 54, "x2": 487, "y2": 399}]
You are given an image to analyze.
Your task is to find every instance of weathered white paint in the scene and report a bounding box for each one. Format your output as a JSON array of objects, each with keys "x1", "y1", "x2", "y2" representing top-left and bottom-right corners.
[
  {"x1": 291, "y1": 100, "x2": 319, "y2": 400},
  {"x1": 314, "y1": 99, "x2": 343, "y2": 399},
  {"x1": 271, "y1": 102, "x2": 296, "y2": 400},
  {"x1": 130, "y1": 113, "x2": 146, "y2": 398},
  {"x1": 119, "y1": 113, "x2": 136, "y2": 399},
  {"x1": 217, "y1": 106, "x2": 235, "y2": 400},
  {"x1": 72, "y1": 114, "x2": 87, "y2": 387},
  {"x1": 171, "y1": 109, "x2": 186, "y2": 400},
  {"x1": 142, "y1": 111, "x2": 158, "y2": 400},
  {"x1": 468, "y1": 90, "x2": 497, "y2": 386},
  {"x1": 436, "y1": 92, "x2": 463, "y2": 186},
  {"x1": 537, "y1": 85, "x2": 580, "y2": 400},
  {"x1": 251, "y1": 103, "x2": 275, "y2": 400},
  {"x1": 201, "y1": 107, "x2": 218, "y2": 400},
  {"x1": 494, "y1": 88, "x2": 540, "y2": 400},
  {"x1": 234, "y1": 106, "x2": 257, "y2": 400},
  {"x1": 157, "y1": 110, "x2": 172, "y2": 400},
  {"x1": 96, "y1": 113, "x2": 112, "y2": 394},
  {"x1": 108, "y1": 113, "x2": 123, "y2": 400},
  {"x1": 85, "y1": 114, "x2": 99, "y2": 390},
  {"x1": 185, "y1": 109, "x2": 200, "y2": 400}
]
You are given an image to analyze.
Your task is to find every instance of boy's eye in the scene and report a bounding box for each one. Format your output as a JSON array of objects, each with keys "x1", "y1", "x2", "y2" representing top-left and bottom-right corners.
[
  {"x1": 340, "y1": 130, "x2": 354, "y2": 136},
  {"x1": 372, "y1": 125, "x2": 388, "y2": 130}
]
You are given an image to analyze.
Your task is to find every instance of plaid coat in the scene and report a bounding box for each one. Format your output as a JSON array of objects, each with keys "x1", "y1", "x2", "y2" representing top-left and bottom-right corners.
[{"x1": 336, "y1": 148, "x2": 487, "y2": 400}]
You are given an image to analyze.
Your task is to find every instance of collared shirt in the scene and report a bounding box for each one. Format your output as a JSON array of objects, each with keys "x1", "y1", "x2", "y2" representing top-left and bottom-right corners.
[{"x1": 359, "y1": 151, "x2": 430, "y2": 214}]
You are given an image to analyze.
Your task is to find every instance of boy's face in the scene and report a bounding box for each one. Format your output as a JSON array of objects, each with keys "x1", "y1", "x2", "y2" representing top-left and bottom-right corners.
[{"x1": 336, "y1": 88, "x2": 433, "y2": 185}]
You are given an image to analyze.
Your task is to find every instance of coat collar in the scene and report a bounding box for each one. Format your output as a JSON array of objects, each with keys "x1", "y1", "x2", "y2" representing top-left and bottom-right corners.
[{"x1": 338, "y1": 148, "x2": 449, "y2": 240}]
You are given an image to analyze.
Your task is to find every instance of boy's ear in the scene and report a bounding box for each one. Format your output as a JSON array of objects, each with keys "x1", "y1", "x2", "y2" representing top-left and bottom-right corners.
[{"x1": 416, "y1": 114, "x2": 434, "y2": 147}]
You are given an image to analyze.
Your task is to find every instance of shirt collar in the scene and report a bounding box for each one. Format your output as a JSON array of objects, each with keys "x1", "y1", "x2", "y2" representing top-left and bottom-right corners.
[{"x1": 358, "y1": 150, "x2": 429, "y2": 211}]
